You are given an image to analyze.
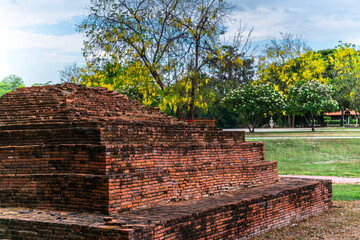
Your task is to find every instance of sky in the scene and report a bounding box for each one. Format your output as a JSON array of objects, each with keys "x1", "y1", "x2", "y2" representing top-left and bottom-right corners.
[{"x1": 1, "y1": 0, "x2": 360, "y2": 86}]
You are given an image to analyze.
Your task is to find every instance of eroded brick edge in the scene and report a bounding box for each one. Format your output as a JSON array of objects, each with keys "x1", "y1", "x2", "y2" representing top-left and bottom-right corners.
[{"x1": 0, "y1": 177, "x2": 332, "y2": 240}]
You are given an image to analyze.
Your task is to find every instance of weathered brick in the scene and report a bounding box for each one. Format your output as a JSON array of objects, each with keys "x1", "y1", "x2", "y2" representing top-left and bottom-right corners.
[{"x1": 0, "y1": 83, "x2": 332, "y2": 239}]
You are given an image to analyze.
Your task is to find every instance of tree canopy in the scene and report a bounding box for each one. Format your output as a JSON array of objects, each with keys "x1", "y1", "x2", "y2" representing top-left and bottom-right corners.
[
  {"x1": 222, "y1": 83, "x2": 285, "y2": 132},
  {"x1": 329, "y1": 43, "x2": 360, "y2": 112},
  {"x1": 79, "y1": 0, "x2": 236, "y2": 119},
  {"x1": 288, "y1": 80, "x2": 338, "y2": 131},
  {"x1": 0, "y1": 75, "x2": 24, "y2": 97}
]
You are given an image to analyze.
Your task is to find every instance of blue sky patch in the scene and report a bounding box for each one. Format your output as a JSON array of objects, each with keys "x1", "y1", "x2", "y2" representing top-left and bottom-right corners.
[{"x1": 19, "y1": 16, "x2": 83, "y2": 36}]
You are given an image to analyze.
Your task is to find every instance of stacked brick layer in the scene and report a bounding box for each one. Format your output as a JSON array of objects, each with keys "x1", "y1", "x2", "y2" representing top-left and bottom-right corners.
[
  {"x1": 0, "y1": 83, "x2": 332, "y2": 239},
  {"x1": 0, "y1": 83, "x2": 277, "y2": 214},
  {"x1": 0, "y1": 142, "x2": 278, "y2": 214},
  {"x1": 0, "y1": 178, "x2": 332, "y2": 240}
]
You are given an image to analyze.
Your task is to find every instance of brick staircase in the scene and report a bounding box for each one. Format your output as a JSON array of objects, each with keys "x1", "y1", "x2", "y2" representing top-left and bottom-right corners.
[{"x1": 0, "y1": 83, "x2": 332, "y2": 239}]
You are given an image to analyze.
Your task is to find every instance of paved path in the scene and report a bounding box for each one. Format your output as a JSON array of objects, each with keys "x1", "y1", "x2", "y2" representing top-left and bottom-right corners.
[{"x1": 280, "y1": 175, "x2": 360, "y2": 184}]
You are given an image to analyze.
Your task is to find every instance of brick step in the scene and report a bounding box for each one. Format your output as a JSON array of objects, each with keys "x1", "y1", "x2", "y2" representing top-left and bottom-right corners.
[
  {"x1": 0, "y1": 178, "x2": 332, "y2": 240},
  {"x1": 0, "y1": 161, "x2": 277, "y2": 214},
  {"x1": 0, "y1": 128, "x2": 101, "y2": 146},
  {"x1": 107, "y1": 162, "x2": 278, "y2": 213},
  {"x1": 0, "y1": 142, "x2": 263, "y2": 175},
  {"x1": 0, "y1": 123, "x2": 98, "y2": 130}
]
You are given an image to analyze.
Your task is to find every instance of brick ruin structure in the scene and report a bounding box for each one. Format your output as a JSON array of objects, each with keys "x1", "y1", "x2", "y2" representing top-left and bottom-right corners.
[{"x1": 0, "y1": 83, "x2": 332, "y2": 239}]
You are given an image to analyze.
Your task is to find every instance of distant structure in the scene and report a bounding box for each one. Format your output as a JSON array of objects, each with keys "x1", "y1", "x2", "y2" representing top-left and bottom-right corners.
[
  {"x1": 325, "y1": 109, "x2": 359, "y2": 126},
  {"x1": 0, "y1": 84, "x2": 332, "y2": 239}
]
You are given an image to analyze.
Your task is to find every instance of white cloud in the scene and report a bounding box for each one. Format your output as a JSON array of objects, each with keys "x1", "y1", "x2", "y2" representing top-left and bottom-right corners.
[
  {"x1": 0, "y1": 0, "x2": 88, "y2": 27},
  {"x1": 0, "y1": 0, "x2": 90, "y2": 85},
  {"x1": 0, "y1": 28, "x2": 83, "y2": 52},
  {"x1": 228, "y1": 0, "x2": 360, "y2": 50}
]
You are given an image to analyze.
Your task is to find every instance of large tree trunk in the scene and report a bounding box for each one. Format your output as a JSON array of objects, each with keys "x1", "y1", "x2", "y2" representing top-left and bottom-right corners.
[
  {"x1": 176, "y1": 107, "x2": 183, "y2": 120},
  {"x1": 287, "y1": 114, "x2": 295, "y2": 127},
  {"x1": 187, "y1": 97, "x2": 195, "y2": 120},
  {"x1": 187, "y1": 41, "x2": 200, "y2": 121}
]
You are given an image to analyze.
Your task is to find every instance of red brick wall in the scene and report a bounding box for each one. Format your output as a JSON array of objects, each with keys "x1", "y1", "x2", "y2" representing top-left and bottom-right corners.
[
  {"x1": 129, "y1": 179, "x2": 332, "y2": 240},
  {"x1": 105, "y1": 142, "x2": 278, "y2": 213},
  {"x1": 0, "y1": 141, "x2": 277, "y2": 214},
  {"x1": 100, "y1": 122, "x2": 244, "y2": 145},
  {"x1": 192, "y1": 118, "x2": 216, "y2": 126},
  {"x1": 0, "y1": 179, "x2": 332, "y2": 240},
  {"x1": 0, "y1": 174, "x2": 109, "y2": 214},
  {"x1": 0, "y1": 145, "x2": 107, "y2": 175}
]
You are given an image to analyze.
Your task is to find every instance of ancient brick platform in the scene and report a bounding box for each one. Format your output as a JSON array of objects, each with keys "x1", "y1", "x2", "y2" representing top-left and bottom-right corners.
[
  {"x1": 0, "y1": 178, "x2": 331, "y2": 240},
  {"x1": 0, "y1": 83, "x2": 332, "y2": 239}
]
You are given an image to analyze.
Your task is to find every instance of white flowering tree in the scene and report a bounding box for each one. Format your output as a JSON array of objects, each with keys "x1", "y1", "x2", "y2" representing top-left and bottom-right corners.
[
  {"x1": 288, "y1": 80, "x2": 338, "y2": 131},
  {"x1": 222, "y1": 83, "x2": 285, "y2": 132}
]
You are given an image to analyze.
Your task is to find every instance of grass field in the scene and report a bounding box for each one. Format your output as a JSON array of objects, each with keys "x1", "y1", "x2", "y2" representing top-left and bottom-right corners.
[
  {"x1": 244, "y1": 130, "x2": 360, "y2": 239},
  {"x1": 332, "y1": 184, "x2": 360, "y2": 201},
  {"x1": 245, "y1": 130, "x2": 360, "y2": 200},
  {"x1": 246, "y1": 138, "x2": 360, "y2": 177}
]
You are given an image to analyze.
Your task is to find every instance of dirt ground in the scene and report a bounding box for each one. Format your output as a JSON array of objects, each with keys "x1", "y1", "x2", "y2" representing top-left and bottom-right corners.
[{"x1": 250, "y1": 201, "x2": 360, "y2": 240}]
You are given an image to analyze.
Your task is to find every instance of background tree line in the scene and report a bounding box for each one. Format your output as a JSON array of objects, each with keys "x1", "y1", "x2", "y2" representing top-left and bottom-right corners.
[{"x1": 55, "y1": 0, "x2": 360, "y2": 131}]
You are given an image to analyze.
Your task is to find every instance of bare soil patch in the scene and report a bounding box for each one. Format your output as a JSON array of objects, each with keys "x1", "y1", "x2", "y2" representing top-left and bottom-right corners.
[{"x1": 251, "y1": 201, "x2": 360, "y2": 240}]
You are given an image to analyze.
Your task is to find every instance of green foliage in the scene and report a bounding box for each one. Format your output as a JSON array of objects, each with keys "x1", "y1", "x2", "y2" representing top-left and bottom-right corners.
[
  {"x1": 197, "y1": 97, "x2": 240, "y2": 128},
  {"x1": 258, "y1": 33, "x2": 328, "y2": 128},
  {"x1": 79, "y1": 0, "x2": 233, "y2": 119},
  {"x1": 0, "y1": 75, "x2": 24, "y2": 97},
  {"x1": 329, "y1": 43, "x2": 360, "y2": 113},
  {"x1": 288, "y1": 80, "x2": 338, "y2": 131},
  {"x1": 32, "y1": 81, "x2": 52, "y2": 87},
  {"x1": 79, "y1": 60, "x2": 162, "y2": 106},
  {"x1": 327, "y1": 119, "x2": 341, "y2": 125},
  {"x1": 195, "y1": 26, "x2": 256, "y2": 127},
  {"x1": 259, "y1": 50, "x2": 328, "y2": 95},
  {"x1": 317, "y1": 48, "x2": 337, "y2": 80},
  {"x1": 222, "y1": 83, "x2": 285, "y2": 132}
]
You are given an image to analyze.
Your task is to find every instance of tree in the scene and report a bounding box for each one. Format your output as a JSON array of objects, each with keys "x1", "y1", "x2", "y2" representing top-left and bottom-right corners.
[
  {"x1": 257, "y1": 32, "x2": 326, "y2": 127},
  {"x1": 222, "y1": 83, "x2": 285, "y2": 132},
  {"x1": 258, "y1": 40, "x2": 327, "y2": 127},
  {"x1": 329, "y1": 43, "x2": 360, "y2": 125},
  {"x1": 259, "y1": 50, "x2": 327, "y2": 93},
  {"x1": 208, "y1": 24, "x2": 256, "y2": 92},
  {"x1": 2, "y1": 75, "x2": 24, "y2": 90},
  {"x1": 263, "y1": 32, "x2": 309, "y2": 63},
  {"x1": 79, "y1": 60, "x2": 162, "y2": 106},
  {"x1": 198, "y1": 24, "x2": 256, "y2": 128},
  {"x1": 59, "y1": 63, "x2": 82, "y2": 83},
  {"x1": 288, "y1": 80, "x2": 338, "y2": 131},
  {"x1": 0, "y1": 75, "x2": 24, "y2": 97},
  {"x1": 79, "y1": 0, "x2": 232, "y2": 119}
]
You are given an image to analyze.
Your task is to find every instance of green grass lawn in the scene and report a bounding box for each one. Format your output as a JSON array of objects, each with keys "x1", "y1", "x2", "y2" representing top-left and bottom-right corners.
[
  {"x1": 259, "y1": 138, "x2": 360, "y2": 177},
  {"x1": 247, "y1": 136, "x2": 360, "y2": 177},
  {"x1": 244, "y1": 130, "x2": 360, "y2": 201},
  {"x1": 332, "y1": 184, "x2": 360, "y2": 200}
]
